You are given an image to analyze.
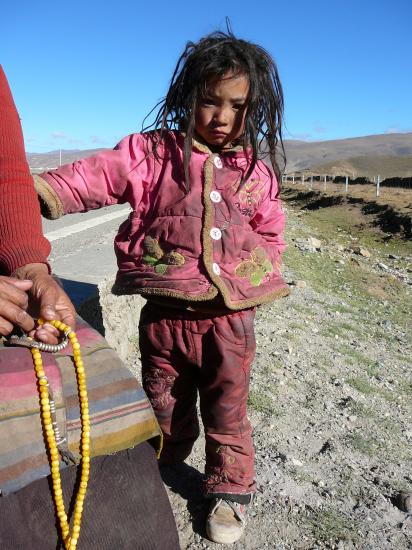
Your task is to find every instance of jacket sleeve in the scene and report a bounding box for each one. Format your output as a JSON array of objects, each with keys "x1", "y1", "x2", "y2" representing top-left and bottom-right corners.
[
  {"x1": 35, "y1": 133, "x2": 152, "y2": 219},
  {"x1": 0, "y1": 65, "x2": 51, "y2": 274},
  {"x1": 249, "y1": 169, "x2": 286, "y2": 267}
]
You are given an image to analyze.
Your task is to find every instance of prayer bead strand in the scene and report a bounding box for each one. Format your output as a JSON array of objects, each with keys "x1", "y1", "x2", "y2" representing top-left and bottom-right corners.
[{"x1": 32, "y1": 320, "x2": 90, "y2": 550}]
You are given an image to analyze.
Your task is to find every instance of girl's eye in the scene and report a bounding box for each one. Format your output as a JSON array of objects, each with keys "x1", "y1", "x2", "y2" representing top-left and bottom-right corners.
[
  {"x1": 202, "y1": 98, "x2": 215, "y2": 106},
  {"x1": 233, "y1": 103, "x2": 245, "y2": 111}
]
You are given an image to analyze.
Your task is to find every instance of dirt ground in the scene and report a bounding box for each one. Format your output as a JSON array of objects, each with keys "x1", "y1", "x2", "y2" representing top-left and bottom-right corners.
[{"x1": 154, "y1": 189, "x2": 412, "y2": 549}]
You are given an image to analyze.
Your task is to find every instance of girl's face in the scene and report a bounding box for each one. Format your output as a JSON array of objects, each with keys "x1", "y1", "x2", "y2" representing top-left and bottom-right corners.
[{"x1": 194, "y1": 72, "x2": 249, "y2": 149}]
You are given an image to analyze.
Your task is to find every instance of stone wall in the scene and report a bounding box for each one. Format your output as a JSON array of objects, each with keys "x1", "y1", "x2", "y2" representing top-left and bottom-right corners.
[{"x1": 78, "y1": 277, "x2": 145, "y2": 371}]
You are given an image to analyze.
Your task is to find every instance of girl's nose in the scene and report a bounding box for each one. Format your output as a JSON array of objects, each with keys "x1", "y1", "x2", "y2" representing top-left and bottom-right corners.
[{"x1": 214, "y1": 108, "x2": 229, "y2": 125}]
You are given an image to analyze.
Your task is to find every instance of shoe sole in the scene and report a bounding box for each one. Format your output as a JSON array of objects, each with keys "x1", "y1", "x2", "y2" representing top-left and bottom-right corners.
[{"x1": 205, "y1": 524, "x2": 244, "y2": 544}]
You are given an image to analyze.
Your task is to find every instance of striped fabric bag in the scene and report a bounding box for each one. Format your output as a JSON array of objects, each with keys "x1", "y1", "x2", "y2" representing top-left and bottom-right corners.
[{"x1": 0, "y1": 316, "x2": 161, "y2": 496}]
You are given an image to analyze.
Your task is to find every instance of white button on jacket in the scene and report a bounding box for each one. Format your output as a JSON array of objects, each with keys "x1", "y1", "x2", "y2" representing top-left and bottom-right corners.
[
  {"x1": 210, "y1": 227, "x2": 222, "y2": 240},
  {"x1": 210, "y1": 190, "x2": 221, "y2": 203},
  {"x1": 213, "y1": 156, "x2": 223, "y2": 169},
  {"x1": 212, "y1": 263, "x2": 221, "y2": 275}
]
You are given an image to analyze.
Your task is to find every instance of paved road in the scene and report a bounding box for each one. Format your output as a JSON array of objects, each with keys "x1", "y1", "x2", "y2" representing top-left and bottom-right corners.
[{"x1": 43, "y1": 204, "x2": 131, "y2": 306}]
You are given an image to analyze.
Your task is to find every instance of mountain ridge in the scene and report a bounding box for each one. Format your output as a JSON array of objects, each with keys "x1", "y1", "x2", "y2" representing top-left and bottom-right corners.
[{"x1": 27, "y1": 132, "x2": 412, "y2": 177}]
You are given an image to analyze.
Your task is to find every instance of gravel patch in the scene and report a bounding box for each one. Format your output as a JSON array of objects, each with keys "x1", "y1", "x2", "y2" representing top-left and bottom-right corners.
[{"x1": 158, "y1": 202, "x2": 412, "y2": 549}]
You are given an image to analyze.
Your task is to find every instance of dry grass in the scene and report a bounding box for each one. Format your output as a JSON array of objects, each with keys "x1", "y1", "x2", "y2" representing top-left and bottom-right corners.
[{"x1": 282, "y1": 181, "x2": 412, "y2": 215}]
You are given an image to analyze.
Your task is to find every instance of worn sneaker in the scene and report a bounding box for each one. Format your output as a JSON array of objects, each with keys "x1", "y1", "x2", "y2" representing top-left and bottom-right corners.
[{"x1": 206, "y1": 498, "x2": 246, "y2": 544}]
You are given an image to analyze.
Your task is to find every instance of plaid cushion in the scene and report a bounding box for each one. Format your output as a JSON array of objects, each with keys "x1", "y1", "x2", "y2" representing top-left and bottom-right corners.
[{"x1": 0, "y1": 316, "x2": 161, "y2": 496}]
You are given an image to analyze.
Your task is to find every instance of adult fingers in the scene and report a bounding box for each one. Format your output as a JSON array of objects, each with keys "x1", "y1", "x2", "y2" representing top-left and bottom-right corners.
[
  {"x1": 0, "y1": 277, "x2": 35, "y2": 334},
  {"x1": 27, "y1": 276, "x2": 76, "y2": 344},
  {"x1": 39, "y1": 279, "x2": 76, "y2": 330},
  {"x1": 3, "y1": 277, "x2": 33, "y2": 291},
  {"x1": 0, "y1": 276, "x2": 32, "y2": 309},
  {"x1": 30, "y1": 323, "x2": 60, "y2": 345},
  {"x1": 0, "y1": 296, "x2": 35, "y2": 335}
]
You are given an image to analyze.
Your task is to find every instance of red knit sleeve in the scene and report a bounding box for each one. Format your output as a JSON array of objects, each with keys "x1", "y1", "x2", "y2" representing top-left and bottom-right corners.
[{"x1": 0, "y1": 65, "x2": 51, "y2": 275}]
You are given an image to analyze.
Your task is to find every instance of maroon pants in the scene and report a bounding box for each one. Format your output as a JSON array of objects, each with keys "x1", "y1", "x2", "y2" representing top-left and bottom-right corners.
[{"x1": 139, "y1": 302, "x2": 257, "y2": 498}]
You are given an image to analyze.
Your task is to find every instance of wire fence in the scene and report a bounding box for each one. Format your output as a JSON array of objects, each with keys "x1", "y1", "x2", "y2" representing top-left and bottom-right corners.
[{"x1": 282, "y1": 174, "x2": 412, "y2": 198}]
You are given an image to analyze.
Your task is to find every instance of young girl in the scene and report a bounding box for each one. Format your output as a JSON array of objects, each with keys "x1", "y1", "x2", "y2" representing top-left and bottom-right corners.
[{"x1": 35, "y1": 29, "x2": 289, "y2": 545}]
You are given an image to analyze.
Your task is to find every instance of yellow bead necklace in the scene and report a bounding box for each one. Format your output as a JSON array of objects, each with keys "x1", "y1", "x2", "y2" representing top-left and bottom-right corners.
[{"x1": 32, "y1": 319, "x2": 90, "y2": 550}]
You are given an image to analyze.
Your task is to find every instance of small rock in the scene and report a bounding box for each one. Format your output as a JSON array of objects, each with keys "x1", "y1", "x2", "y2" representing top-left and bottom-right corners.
[
  {"x1": 291, "y1": 458, "x2": 304, "y2": 467},
  {"x1": 378, "y1": 262, "x2": 389, "y2": 270},
  {"x1": 289, "y1": 279, "x2": 307, "y2": 288},
  {"x1": 308, "y1": 236, "x2": 322, "y2": 250},
  {"x1": 394, "y1": 493, "x2": 412, "y2": 513},
  {"x1": 319, "y1": 440, "x2": 334, "y2": 454},
  {"x1": 350, "y1": 244, "x2": 371, "y2": 257}
]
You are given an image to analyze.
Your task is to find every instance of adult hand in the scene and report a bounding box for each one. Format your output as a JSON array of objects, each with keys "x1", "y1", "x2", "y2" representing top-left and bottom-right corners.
[
  {"x1": 0, "y1": 276, "x2": 35, "y2": 335},
  {"x1": 13, "y1": 263, "x2": 76, "y2": 344}
]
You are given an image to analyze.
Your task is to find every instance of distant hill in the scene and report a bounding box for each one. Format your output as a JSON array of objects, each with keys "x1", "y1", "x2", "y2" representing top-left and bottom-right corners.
[
  {"x1": 282, "y1": 132, "x2": 412, "y2": 174},
  {"x1": 27, "y1": 132, "x2": 412, "y2": 178},
  {"x1": 305, "y1": 155, "x2": 412, "y2": 179},
  {"x1": 27, "y1": 148, "x2": 105, "y2": 172}
]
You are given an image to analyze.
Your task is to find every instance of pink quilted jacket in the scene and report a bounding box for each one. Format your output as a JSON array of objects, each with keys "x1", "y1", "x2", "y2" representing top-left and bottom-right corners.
[{"x1": 35, "y1": 131, "x2": 289, "y2": 310}]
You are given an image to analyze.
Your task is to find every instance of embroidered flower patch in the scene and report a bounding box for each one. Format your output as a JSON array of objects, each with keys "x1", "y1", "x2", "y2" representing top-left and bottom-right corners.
[
  {"x1": 142, "y1": 236, "x2": 185, "y2": 275},
  {"x1": 235, "y1": 247, "x2": 273, "y2": 286},
  {"x1": 233, "y1": 178, "x2": 265, "y2": 216}
]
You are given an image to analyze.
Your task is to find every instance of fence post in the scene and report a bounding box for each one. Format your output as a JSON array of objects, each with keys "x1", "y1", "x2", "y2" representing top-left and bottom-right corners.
[
  {"x1": 376, "y1": 175, "x2": 380, "y2": 197},
  {"x1": 292, "y1": 174, "x2": 295, "y2": 185},
  {"x1": 301, "y1": 173, "x2": 304, "y2": 185},
  {"x1": 324, "y1": 174, "x2": 327, "y2": 191},
  {"x1": 345, "y1": 176, "x2": 348, "y2": 193}
]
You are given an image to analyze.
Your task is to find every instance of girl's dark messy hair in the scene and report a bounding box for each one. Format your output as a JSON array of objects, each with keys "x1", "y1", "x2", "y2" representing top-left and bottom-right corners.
[{"x1": 143, "y1": 26, "x2": 285, "y2": 191}]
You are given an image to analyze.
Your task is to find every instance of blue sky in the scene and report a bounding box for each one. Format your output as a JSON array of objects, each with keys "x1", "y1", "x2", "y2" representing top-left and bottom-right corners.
[{"x1": 2, "y1": 0, "x2": 411, "y2": 152}]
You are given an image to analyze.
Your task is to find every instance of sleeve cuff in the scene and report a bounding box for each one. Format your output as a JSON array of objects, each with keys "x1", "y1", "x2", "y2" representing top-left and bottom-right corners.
[{"x1": 33, "y1": 175, "x2": 65, "y2": 219}]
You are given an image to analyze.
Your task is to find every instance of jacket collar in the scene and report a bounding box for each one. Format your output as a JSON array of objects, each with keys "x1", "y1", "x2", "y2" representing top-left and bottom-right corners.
[{"x1": 176, "y1": 131, "x2": 245, "y2": 156}]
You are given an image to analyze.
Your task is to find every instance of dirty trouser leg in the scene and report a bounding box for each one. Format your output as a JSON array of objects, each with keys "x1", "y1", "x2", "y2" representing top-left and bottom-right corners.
[
  {"x1": 139, "y1": 303, "x2": 200, "y2": 464},
  {"x1": 199, "y1": 309, "x2": 257, "y2": 501},
  {"x1": 139, "y1": 304, "x2": 257, "y2": 497}
]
